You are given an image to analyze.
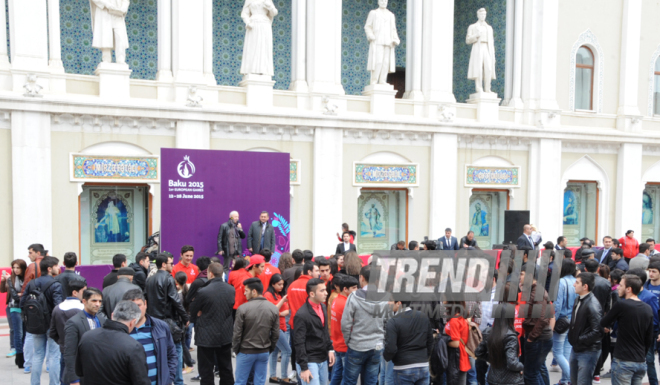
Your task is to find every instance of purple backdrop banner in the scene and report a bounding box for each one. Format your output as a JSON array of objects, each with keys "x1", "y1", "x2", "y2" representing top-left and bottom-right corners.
[{"x1": 161, "y1": 148, "x2": 291, "y2": 265}]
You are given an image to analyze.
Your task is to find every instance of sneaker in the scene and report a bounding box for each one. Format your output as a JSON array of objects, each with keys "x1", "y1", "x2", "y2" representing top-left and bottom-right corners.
[
  {"x1": 593, "y1": 375, "x2": 601, "y2": 384},
  {"x1": 6, "y1": 350, "x2": 16, "y2": 358},
  {"x1": 24, "y1": 367, "x2": 31, "y2": 374},
  {"x1": 549, "y1": 365, "x2": 560, "y2": 372},
  {"x1": 182, "y1": 367, "x2": 194, "y2": 374},
  {"x1": 191, "y1": 375, "x2": 201, "y2": 382}
]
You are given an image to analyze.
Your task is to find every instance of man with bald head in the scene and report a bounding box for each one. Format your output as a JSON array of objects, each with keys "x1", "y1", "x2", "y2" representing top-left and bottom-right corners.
[
  {"x1": 516, "y1": 224, "x2": 535, "y2": 251},
  {"x1": 218, "y1": 210, "x2": 246, "y2": 270}
]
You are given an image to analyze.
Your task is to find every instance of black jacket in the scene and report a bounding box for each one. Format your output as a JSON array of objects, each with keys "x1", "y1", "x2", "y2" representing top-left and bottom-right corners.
[
  {"x1": 19, "y1": 275, "x2": 64, "y2": 312},
  {"x1": 516, "y1": 234, "x2": 535, "y2": 251},
  {"x1": 293, "y1": 301, "x2": 333, "y2": 371},
  {"x1": 129, "y1": 262, "x2": 148, "y2": 291},
  {"x1": 76, "y1": 319, "x2": 150, "y2": 385},
  {"x1": 568, "y1": 292, "x2": 603, "y2": 352},
  {"x1": 49, "y1": 298, "x2": 84, "y2": 353},
  {"x1": 475, "y1": 328, "x2": 524, "y2": 385},
  {"x1": 55, "y1": 270, "x2": 83, "y2": 298},
  {"x1": 185, "y1": 270, "x2": 208, "y2": 310},
  {"x1": 247, "y1": 221, "x2": 276, "y2": 254},
  {"x1": 102, "y1": 269, "x2": 120, "y2": 289},
  {"x1": 592, "y1": 275, "x2": 612, "y2": 314},
  {"x1": 145, "y1": 270, "x2": 189, "y2": 324},
  {"x1": 99, "y1": 277, "x2": 141, "y2": 319},
  {"x1": 189, "y1": 277, "x2": 235, "y2": 347},
  {"x1": 459, "y1": 237, "x2": 481, "y2": 250},
  {"x1": 217, "y1": 219, "x2": 246, "y2": 256},
  {"x1": 336, "y1": 242, "x2": 357, "y2": 255},
  {"x1": 383, "y1": 309, "x2": 434, "y2": 366},
  {"x1": 63, "y1": 310, "x2": 107, "y2": 384}
]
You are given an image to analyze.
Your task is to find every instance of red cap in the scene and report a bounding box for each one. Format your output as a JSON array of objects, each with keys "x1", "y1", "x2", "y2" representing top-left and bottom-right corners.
[{"x1": 246, "y1": 254, "x2": 265, "y2": 270}]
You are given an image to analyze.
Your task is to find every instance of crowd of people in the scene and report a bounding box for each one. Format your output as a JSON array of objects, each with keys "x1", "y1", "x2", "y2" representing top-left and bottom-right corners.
[{"x1": 2, "y1": 223, "x2": 660, "y2": 385}]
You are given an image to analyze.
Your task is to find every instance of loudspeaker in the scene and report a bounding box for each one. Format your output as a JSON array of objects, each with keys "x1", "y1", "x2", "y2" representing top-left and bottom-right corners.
[{"x1": 504, "y1": 210, "x2": 530, "y2": 245}]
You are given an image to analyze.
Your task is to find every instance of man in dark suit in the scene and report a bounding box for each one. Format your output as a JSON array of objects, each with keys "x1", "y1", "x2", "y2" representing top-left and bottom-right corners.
[
  {"x1": 217, "y1": 211, "x2": 246, "y2": 270},
  {"x1": 336, "y1": 232, "x2": 357, "y2": 255},
  {"x1": 438, "y1": 228, "x2": 459, "y2": 251},
  {"x1": 63, "y1": 288, "x2": 107, "y2": 385},
  {"x1": 516, "y1": 224, "x2": 535, "y2": 251},
  {"x1": 459, "y1": 231, "x2": 480, "y2": 249},
  {"x1": 247, "y1": 211, "x2": 276, "y2": 255},
  {"x1": 596, "y1": 236, "x2": 614, "y2": 265},
  {"x1": 555, "y1": 236, "x2": 567, "y2": 250}
]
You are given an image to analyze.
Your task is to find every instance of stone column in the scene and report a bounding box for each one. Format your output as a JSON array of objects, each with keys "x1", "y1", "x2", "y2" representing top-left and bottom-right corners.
[
  {"x1": 502, "y1": 0, "x2": 513, "y2": 105},
  {"x1": 203, "y1": 0, "x2": 215, "y2": 85},
  {"x1": 47, "y1": 0, "x2": 63, "y2": 71},
  {"x1": 8, "y1": 0, "x2": 49, "y2": 91},
  {"x1": 509, "y1": 0, "x2": 524, "y2": 108},
  {"x1": 429, "y1": 133, "x2": 457, "y2": 239},
  {"x1": 616, "y1": 143, "x2": 643, "y2": 240},
  {"x1": 616, "y1": 0, "x2": 643, "y2": 132},
  {"x1": 306, "y1": 0, "x2": 344, "y2": 95},
  {"x1": 528, "y1": 139, "x2": 562, "y2": 243},
  {"x1": 312, "y1": 128, "x2": 343, "y2": 255},
  {"x1": 403, "y1": 0, "x2": 423, "y2": 100},
  {"x1": 172, "y1": 0, "x2": 205, "y2": 84},
  {"x1": 0, "y1": 0, "x2": 9, "y2": 67},
  {"x1": 157, "y1": 0, "x2": 173, "y2": 81},
  {"x1": 12, "y1": 111, "x2": 52, "y2": 259},
  {"x1": 421, "y1": 0, "x2": 455, "y2": 110},
  {"x1": 176, "y1": 121, "x2": 210, "y2": 150},
  {"x1": 289, "y1": 0, "x2": 308, "y2": 91}
]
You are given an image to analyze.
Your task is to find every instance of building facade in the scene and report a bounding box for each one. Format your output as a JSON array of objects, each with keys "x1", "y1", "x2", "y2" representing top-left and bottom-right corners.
[{"x1": 2, "y1": 0, "x2": 660, "y2": 265}]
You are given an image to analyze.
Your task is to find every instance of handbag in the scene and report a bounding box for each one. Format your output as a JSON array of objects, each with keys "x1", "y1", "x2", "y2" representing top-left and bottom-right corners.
[
  {"x1": 459, "y1": 320, "x2": 483, "y2": 359},
  {"x1": 165, "y1": 318, "x2": 185, "y2": 343},
  {"x1": 554, "y1": 278, "x2": 570, "y2": 334}
]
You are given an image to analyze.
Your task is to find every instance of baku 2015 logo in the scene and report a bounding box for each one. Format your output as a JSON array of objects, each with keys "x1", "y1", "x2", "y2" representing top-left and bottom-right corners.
[{"x1": 177, "y1": 156, "x2": 195, "y2": 179}]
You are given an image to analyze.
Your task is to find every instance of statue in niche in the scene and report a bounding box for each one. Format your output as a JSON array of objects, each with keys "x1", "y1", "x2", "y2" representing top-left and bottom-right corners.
[
  {"x1": 466, "y1": 8, "x2": 496, "y2": 94},
  {"x1": 240, "y1": 0, "x2": 278, "y2": 77},
  {"x1": 364, "y1": 0, "x2": 400, "y2": 86},
  {"x1": 90, "y1": 0, "x2": 131, "y2": 65}
]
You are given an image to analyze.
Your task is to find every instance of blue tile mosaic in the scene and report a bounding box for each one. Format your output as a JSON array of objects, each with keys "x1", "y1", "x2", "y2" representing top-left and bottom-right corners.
[
  {"x1": 213, "y1": 0, "x2": 291, "y2": 90},
  {"x1": 341, "y1": 0, "x2": 406, "y2": 96},
  {"x1": 453, "y1": 1, "x2": 506, "y2": 103},
  {"x1": 60, "y1": 0, "x2": 158, "y2": 80},
  {"x1": 5, "y1": 0, "x2": 9, "y2": 62}
]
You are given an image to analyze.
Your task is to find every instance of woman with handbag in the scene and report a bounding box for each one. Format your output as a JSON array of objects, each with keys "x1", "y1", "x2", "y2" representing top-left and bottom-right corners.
[
  {"x1": 552, "y1": 259, "x2": 577, "y2": 385},
  {"x1": 444, "y1": 301, "x2": 471, "y2": 385}
]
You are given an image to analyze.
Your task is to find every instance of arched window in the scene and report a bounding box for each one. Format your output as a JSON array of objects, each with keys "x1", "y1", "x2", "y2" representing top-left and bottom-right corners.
[
  {"x1": 654, "y1": 57, "x2": 660, "y2": 115},
  {"x1": 575, "y1": 46, "x2": 594, "y2": 110}
]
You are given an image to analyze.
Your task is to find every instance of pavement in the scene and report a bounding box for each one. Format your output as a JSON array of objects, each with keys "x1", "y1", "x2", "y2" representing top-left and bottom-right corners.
[{"x1": 0, "y1": 321, "x2": 649, "y2": 385}]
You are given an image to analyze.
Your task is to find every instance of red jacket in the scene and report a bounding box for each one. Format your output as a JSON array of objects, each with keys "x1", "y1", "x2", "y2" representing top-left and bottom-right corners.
[
  {"x1": 619, "y1": 236, "x2": 639, "y2": 260},
  {"x1": 259, "y1": 263, "x2": 281, "y2": 290},
  {"x1": 330, "y1": 293, "x2": 348, "y2": 353},
  {"x1": 288, "y1": 275, "x2": 311, "y2": 329},
  {"x1": 229, "y1": 269, "x2": 251, "y2": 310}
]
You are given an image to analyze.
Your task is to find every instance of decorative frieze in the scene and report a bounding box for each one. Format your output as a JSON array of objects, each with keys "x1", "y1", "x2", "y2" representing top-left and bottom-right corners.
[{"x1": 70, "y1": 154, "x2": 159, "y2": 183}]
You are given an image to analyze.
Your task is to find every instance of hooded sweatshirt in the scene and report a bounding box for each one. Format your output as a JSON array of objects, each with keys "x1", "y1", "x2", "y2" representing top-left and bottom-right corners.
[{"x1": 340, "y1": 285, "x2": 390, "y2": 352}]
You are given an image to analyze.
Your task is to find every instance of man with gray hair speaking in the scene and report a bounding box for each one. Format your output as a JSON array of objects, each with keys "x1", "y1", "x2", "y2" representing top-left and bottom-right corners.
[
  {"x1": 76, "y1": 300, "x2": 150, "y2": 385},
  {"x1": 218, "y1": 210, "x2": 246, "y2": 270}
]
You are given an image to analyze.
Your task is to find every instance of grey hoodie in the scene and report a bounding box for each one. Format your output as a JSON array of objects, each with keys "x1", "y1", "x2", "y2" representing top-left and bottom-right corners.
[{"x1": 341, "y1": 286, "x2": 390, "y2": 352}]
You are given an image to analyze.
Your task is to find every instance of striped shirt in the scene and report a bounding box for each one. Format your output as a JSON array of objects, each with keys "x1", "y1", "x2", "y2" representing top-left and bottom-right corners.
[{"x1": 129, "y1": 317, "x2": 158, "y2": 385}]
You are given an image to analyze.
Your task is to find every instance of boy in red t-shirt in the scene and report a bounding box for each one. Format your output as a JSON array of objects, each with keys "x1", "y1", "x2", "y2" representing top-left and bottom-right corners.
[
  {"x1": 172, "y1": 245, "x2": 199, "y2": 284},
  {"x1": 232, "y1": 255, "x2": 264, "y2": 310},
  {"x1": 258, "y1": 249, "x2": 281, "y2": 290},
  {"x1": 330, "y1": 275, "x2": 359, "y2": 385}
]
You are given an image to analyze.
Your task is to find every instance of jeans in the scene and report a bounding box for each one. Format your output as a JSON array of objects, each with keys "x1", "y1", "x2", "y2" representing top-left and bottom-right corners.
[
  {"x1": 7, "y1": 306, "x2": 13, "y2": 350},
  {"x1": 8, "y1": 311, "x2": 24, "y2": 354},
  {"x1": 31, "y1": 334, "x2": 61, "y2": 385},
  {"x1": 330, "y1": 352, "x2": 345, "y2": 385},
  {"x1": 341, "y1": 348, "x2": 382, "y2": 385},
  {"x1": 296, "y1": 361, "x2": 329, "y2": 385},
  {"x1": 236, "y1": 352, "x2": 269, "y2": 385},
  {"x1": 393, "y1": 367, "x2": 430, "y2": 385},
  {"x1": 552, "y1": 331, "x2": 572, "y2": 384},
  {"x1": 611, "y1": 358, "x2": 647, "y2": 385},
  {"x1": 523, "y1": 338, "x2": 553, "y2": 385},
  {"x1": 185, "y1": 323, "x2": 194, "y2": 351},
  {"x1": 466, "y1": 357, "x2": 477, "y2": 385},
  {"x1": 24, "y1": 332, "x2": 34, "y2": 368},
  {"x1": 569, "y1": 350, "x2": 601, "y2": 385},
  {"x1": 270, "y1": 331, "x2": 292, "y2": 378},
  {"x1": 379, "y1": 356, "x2": 394, "y2": 385},
  {"x1": 175, "y1": 342, "x2": 184, "y2": 385},
  {"x1": 198, "y1": 344, "x2": 234, "y2": 385},
  {"x1": 647, "y1": 340, "x2": 658, "y2": 385}
]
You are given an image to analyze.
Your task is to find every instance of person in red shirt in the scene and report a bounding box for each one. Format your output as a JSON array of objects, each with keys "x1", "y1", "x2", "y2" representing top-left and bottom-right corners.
[
  {"x1": 445, "y1": 302, "x2": 472, "y2": 384},
  {"x1": 619, "y1": 230, "x2": 640, "y2": 262},
  {"x1": 263, "y1": 274, "x2": 293, "y2": 384},
  {"x1": 232, "y1": 255, "x2": 265, "y2": 311},
  {"x1": 259, "y1": 249, "x2": 281, "y2": 290},
  {"x1": 330, "y1": 275, "x2": 359, "y2": 385},
  {"x1": 336, "y1": 223, "x2": 356, "y2": 244},
  {"x1": 172, "y1": 245, "x2": 199, "y2": 284}
]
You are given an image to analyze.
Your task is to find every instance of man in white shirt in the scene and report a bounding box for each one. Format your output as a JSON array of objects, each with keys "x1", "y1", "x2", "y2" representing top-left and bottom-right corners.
[{"x1": 335, "y1": 233, "x2": 356, "y2": 255}]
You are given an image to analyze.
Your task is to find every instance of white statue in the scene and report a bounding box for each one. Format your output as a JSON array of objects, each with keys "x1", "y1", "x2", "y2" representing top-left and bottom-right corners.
[
  {"x1": 466, "y1": 8, "x2": 496, "y2": 94},
  {"x1": 322, "y1": 96, "x2": 338, "y2": 115},
  {"x1": 365, "y1": 0, "x2": 400, "y2": 85},
  {"x1": 240, "y1": 0, "x2": 278, "y2": 77},
  {"x1": 89, "y1": 0, "x2": 130, "y2": 64},
  {"x1": 23, "y1": 74, "x2": 43, "y2": 97},
  {"x1": 186, "y1": 86, "x2": 203, "y2": 108}
]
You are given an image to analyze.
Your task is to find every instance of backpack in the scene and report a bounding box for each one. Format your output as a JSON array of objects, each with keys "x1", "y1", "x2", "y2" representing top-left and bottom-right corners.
[
  {"x1": 21, "y1": 280, "x2": 57, "y2": 334},
  {"x1": 460, "y1": 321, "x2": 483, "y2": 359},
  {"x1": 429, "y1": 333, "x2": 449, "y2": 379}
]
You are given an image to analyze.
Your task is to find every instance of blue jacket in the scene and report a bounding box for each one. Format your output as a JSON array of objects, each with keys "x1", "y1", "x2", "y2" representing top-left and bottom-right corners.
[
  {"x1": 555, "y1": 276, "x2": 577, "y2": 321},
  {"x1": 149, "y1": 315, "x2": 178, "y2": 385},
  {"x1": 639, "y1": 289, "x2": 660, "y2": 335}
]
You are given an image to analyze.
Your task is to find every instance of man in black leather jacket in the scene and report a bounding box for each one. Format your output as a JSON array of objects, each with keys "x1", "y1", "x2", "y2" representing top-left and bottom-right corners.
[
  {"x1": 567, "y1": 272, "x2": 603, "y2": 385},
  {"x1": 583, "y1": 259, "x2": 612, "y2": 313},
  {"x1": 217, "y1": 211, "x2": 246, "y2": 271}
]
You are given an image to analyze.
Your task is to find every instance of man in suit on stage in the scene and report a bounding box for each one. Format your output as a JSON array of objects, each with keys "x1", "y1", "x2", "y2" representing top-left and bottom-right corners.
[
  {"x1": 247, "y1": 211, "x2": 276, "y2": 255},
  {"x1": 516, "y1": 224, "x2": 535, "y2": 251},
  {"x1": 336, "y1": 233, "x2": 357, "y2": 255},
  {"x1": 555, "y1": 236, "x2": 567, "y2": 250},
  {"x1": 438, "y1": 228, "x2": 459, "y2": 251}
]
